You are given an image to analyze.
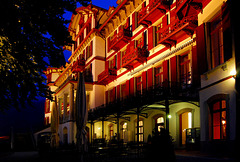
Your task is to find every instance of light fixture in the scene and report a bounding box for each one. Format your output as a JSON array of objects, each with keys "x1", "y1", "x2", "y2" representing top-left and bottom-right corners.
[
  {"x1": 230, "y1": 69, "x2": 236, "y2": 78},
  {"x1": 167, "y1": 115, "x2": 172, "y2": 119}
]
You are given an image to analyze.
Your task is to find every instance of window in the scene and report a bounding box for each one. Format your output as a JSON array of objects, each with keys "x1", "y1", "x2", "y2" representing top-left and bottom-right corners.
[
  {"x1": 45, "y1": 99, "x2": 50, "y2": 113},
  {"x1": 179, "y1": 53, "x2": 191, "y2": 85},
  {"x1": 136, "y1": 36, "x2": 143, "y2": 48},
  {"x1": 109, "y1": 56, "x2": 117, "y2": 69},
  {"x1": 210, "y1": 100, "x2": 227, "y2": 140},
  {"x1": 208, "y1": 5, "x2": 232, "y2": 69},
  {"x1": 86, "y1": 42, "x2": 93, "y2": 60},
  {"x1": 136, "y1": 120, "x2": 144, "y2": 142},
  {"x1": 122, "y1": 122, "x2": 128, "y2": 141},
  {"x1": 154, "y1": 65, "x2": 163, "y2": 86},
  {"x1": 156, "y1": 117, "x2": 164, "y2": 132},
  {"x1": 153, "y1": 25, "x2": 161, "y2": 47},
  {"x1": 109, "y1": 124, "x2": 114, "y2": 140}
]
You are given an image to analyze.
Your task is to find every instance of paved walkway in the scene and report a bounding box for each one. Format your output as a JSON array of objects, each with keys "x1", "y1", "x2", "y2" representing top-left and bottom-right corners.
[
  {"x1": 175, "y1": 150, "x2": 235, "y2": 162},
  {"x1": 0, "y1": 150, "x2": 236, "y2": 162}
]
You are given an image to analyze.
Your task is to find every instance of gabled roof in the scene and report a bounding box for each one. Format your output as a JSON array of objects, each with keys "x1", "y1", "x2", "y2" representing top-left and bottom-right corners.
[{"x1": 68, "y1": 4, "x2": 108, "y2": 33}]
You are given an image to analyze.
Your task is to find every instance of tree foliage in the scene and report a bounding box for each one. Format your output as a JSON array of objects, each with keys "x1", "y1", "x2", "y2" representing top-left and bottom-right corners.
[{"x1": 0, "y1": 0, "x2": 90, "y2": 111}]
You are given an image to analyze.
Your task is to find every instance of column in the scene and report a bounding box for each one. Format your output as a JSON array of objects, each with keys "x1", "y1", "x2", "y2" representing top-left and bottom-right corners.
[
  {"x1": 69, "y1": 84, "x2": 74, "y2": 121},
  {"x1": 63, "y1": 93, "x2": 68, "y2": 122}
]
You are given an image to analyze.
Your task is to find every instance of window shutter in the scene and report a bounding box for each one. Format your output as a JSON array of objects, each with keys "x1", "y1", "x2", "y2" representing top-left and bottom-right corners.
[
  {"x1": 117, "y1": 85, "x2": 120, "y2": 100},
  {"x1": 105, "y1": 60, "x2": 109, "y2": 69},
  {"x1": 130, "y1": 77, "x2": 135, "y2": 96},
  {"x1": 170, "y1": 8, "x2": 176, "y2": 24},
  {"x1": 142, "y1": 71, "x2": 147, "y2": 90},
  {"x1": 148, "y1": 26, "x2": 153, "y2": 50},
  {"x1": 196, "y1": 23, "x2": 208, "y2": 74},
  {"x1": 192, "y1": 46, "x2": 199, "y2": 86},
  {"x1": 126, "y1": 80, "x2": 130, "y2": 96},
  {"x1": 105, "y1": 91, "x2": 108, "y2": 104},
  {"x1": 147, "y1": 68, "x2": 153, "y2": 88},
  {"x1": 90, "y1": 41, "x2": 93, "y2": 57},
  {"x1": 170, "y1": 56, "x2": 177, "y2": 84},
  {"x1": 162, "y1": 15, "x2": 168, "y2": 28},
  {"x1": 117, "y1": 52, "x2": 121, "y2": 70},
  {"x1": 163, "y1": 60, "x2": 169, "y2": 82},
  {"x1": 132, "y1": 12, "x2": 136, "y2": 31},
  {"x1": 112, "y1": 87, "x2": 116, "y2": 102},
  {"x1": 107, "y1": 37, "x2": 110, "y2": 52},
  {"x1": 114, "y1": 55, "x2": 117, "y2": 69}
]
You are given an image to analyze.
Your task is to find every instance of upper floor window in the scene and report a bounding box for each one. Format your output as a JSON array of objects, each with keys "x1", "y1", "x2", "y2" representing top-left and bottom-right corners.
[
  {"x1": 45, "y1": 99, "x2": 50, "y2": 113},
  {"x1": 109, "y1": 56, "x2": 117, "y2": 69},
  {"x1": 208, "y1": 4, "x2": 232, "y2": 69},
  {"x1": 179, "y1": 53, "x2": 191, "y2": 85},
  {"x1": 154, "y1": 65, "x2": 163, "y2": 86}
]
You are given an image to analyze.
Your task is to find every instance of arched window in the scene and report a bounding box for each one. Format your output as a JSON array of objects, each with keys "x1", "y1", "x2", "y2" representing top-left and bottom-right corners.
[
  {"x1": 210, "y1": 100, "x2": 227, "y2": 140},
  {"x1": 135, "y1": 120, "x2": 144, "y2": 142},
  {"x1": 207, "y1": 94, "x2": 228, "y2": 140},
  {"x1": 156, "y1": 117, "x2": 164, "y2": 132}
]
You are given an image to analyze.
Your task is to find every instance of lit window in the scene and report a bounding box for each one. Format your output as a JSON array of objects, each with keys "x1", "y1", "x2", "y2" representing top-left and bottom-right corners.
[
  {"x1": 179, "y1": 53, "x2": 191, "y2": 85},
  {"x1": 210, "y1": 100, "x2": 227, "y2": 140},
  {"x1": 156, "y1": 117, "x2": 164, "y2": 132},
  {"x1": 136, "y1": 120, "x2": 144, "y2": 142}
]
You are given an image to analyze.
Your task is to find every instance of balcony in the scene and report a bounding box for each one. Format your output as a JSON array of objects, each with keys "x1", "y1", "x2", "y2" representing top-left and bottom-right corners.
[
  {"x1": 176, "y1": 0, "x2": 202, "y2": 20},
  {"x1": 98, "y1": 68, "x2": 117, "y2": 85},
  {"x1": 72, "y1": 58, "x2": 85, "y2": 73},
  {"x1": 122, "y1": 47, "x2": 149, "y2": 70},
  {"x1": 138, "y1": 0, "x2": 170, "y2": 26},
  {"x1": 157, "y1": 15, "x2": 198, "y2": 48},
  {"x1": 109, "y1": 27, "x2": 132, "y2": 51}
]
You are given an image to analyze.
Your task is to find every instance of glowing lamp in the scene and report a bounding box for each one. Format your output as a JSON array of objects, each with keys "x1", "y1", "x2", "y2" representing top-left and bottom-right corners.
[{"x1": 230, "y1": 69, "x2": 236, "y2": 78}]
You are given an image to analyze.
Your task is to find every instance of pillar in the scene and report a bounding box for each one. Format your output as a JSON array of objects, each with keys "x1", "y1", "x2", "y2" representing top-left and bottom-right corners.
[{"x1": 69, "y1": 84, "x2": 74, "y2": 120}]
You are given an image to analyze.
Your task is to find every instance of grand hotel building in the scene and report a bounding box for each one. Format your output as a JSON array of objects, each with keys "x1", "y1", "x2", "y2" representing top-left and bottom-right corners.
[{"x1": 41, "y1": 0, "x2": 237, "y2": 156}]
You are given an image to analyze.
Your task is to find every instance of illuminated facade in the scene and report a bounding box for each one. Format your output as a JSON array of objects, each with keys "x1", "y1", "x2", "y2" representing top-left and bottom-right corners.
[{"x1": 42, "y1": 0, "x2": 236, "y2": 155}]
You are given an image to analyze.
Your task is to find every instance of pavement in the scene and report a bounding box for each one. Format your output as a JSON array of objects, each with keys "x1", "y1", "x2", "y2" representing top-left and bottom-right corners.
[{"x1": 0, "y1": 150, "x2": 236, "y2": 162}]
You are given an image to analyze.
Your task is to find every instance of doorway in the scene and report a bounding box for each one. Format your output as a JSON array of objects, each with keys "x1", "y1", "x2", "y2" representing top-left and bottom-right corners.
[{"x1": 179, "y1": 112, "x2": 192, "y2": 146}]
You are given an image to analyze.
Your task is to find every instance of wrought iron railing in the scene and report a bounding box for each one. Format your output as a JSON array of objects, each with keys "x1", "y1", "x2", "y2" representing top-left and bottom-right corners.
[{"x1": 88, "y1": 81, "x2": 198, "y2": 121}]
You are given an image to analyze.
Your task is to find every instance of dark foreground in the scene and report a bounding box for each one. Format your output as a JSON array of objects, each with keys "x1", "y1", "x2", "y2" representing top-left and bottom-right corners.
[{"x1": 0, "y1": 150, "x2": 235, "y2": 162}]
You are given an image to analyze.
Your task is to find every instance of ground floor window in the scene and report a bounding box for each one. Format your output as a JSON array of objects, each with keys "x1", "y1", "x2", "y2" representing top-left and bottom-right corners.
[
  {"x1": 136, "y1": 120, "x2": 144, "y2": 142},
  {"x1": 156, "y1": 117, "x2": 164, "y2": 132},
  {"x1": 210, "y1": 100, "x2": 227, "y2": 140}
]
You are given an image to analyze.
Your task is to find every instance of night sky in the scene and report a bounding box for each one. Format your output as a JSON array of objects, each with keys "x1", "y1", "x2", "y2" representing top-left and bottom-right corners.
[{"x1": 0, "y1": 0, "x2": 117, "y2": 136}]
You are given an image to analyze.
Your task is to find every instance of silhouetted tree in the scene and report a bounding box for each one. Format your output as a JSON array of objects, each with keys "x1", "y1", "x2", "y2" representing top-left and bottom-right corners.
[{"x1": 0, "y1": 0, "x2": 90, "y2": 111}]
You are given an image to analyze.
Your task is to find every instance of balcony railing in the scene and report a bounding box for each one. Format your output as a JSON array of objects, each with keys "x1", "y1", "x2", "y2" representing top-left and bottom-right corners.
[
  {"x1": 109, "y1": 27, "x2": 132, "y2": 51},
  {"x1": 88, "y1": 81, "x2": 198, "y2": 121},
  {"x1": 98, "y1": 68, "x2": 117, "y2": 85},
  {"x1": 122, "y1": 47, "x2": 149, "y2": 70},
  {"x1": 157, "y1": 15, "x2": 198, "y2": 48},
  {"x1": 138, "y1": 0, "x2": 169, "y2": 25},
  {"x1": 176, "y1": 0, "x2": 203, "y2": 19},
  {"x1": 72, "y1": 58, "x2": 85, "y2": 73}
]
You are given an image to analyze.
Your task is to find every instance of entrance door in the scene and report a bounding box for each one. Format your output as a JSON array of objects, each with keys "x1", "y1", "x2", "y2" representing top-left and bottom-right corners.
[{"x1": 179, "y1": 112, "x2": 192, "y2": 146}]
